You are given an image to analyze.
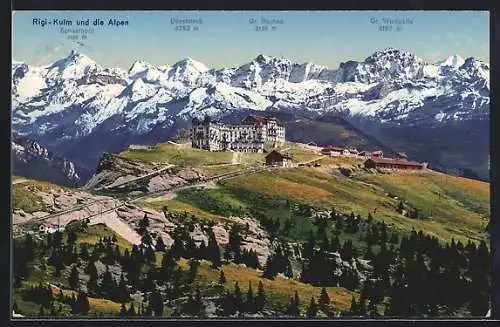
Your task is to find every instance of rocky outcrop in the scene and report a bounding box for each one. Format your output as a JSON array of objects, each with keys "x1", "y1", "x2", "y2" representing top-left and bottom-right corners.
[
  {"x1": 115, "y1": 205, "x2": 176, "y2": 247},
  {"x1": 12, "y1": 137, "x2": 91, "y2": 187},
  {"x1": 85, "y1": 153, "x2": 206, "y2": 195}
]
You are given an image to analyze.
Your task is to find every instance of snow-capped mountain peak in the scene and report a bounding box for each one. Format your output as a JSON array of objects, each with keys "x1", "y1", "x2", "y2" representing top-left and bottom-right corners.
[
  {"x1": 365, "y1": 47, "x2": 419, "y2": 62},
  {"x1": 51, "y1": 50, "x2": 97, "y2": 69},
  {"x1": 461, "y1": 57, "x2": 489, "y2": 70},
  {"x1": 166, "y1": 57, "x2": 209, "y2": 85},
  {"x1": 338, "y1": 47, "x2": 425, "y2": 84},
  {"x1": 172, "y1": 57, "x2": 209, "y2": 72},
  {"x1": 255, "y1": 54, "x2": 275, "y2": 63},
  {"x1": 128, "y1": 60, "x2": 154, "y2": 74},
  {"x1": 11, "y1": 47, "x2": 489, "y2": 171},
  {"x1": 46, "y1": 49, "x2": 101, "y2": 80},
  {"x1": 438, "y1": 55, "x2": 465, "y2": 68}
]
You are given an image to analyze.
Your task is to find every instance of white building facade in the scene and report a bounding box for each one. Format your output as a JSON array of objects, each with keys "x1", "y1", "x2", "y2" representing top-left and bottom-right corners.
[{"x1": 191, "y1": 115, "x2": 286, "y2": 152}]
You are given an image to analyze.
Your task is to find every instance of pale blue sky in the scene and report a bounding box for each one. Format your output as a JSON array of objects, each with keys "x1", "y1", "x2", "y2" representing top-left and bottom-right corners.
[{"x1": 12, "y1": 11, "x2": 490, "y2": 69}]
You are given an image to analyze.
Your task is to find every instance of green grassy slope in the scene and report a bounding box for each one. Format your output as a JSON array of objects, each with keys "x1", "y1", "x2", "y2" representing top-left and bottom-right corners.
[{"x1": 156, "y1": 167, "x2": 488, "y2": 244}]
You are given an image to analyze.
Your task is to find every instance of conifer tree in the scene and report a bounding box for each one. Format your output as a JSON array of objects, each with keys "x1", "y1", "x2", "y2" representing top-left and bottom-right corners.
[
  {"x1": 86, "y1": 262, "x2": 99, "y2": 296},
  {"x1": 294, "y1": 291, "x2": 300, "y2": 314},
  {"x1": 170, "y1": 238, "x2": 184, "y2": 260},
  {"x1": 340, "y1": 240, "x2": 357, "y2": 261},
  {"x1": 148, "y1": 290, "x2": 164, "y2": 316},
  {"x1": 24, "y1": 234, "x2": 35, "y2": 261},
  {"x1": 255, "y1": 281, "x2": 265, "y2": 312},
  {"x1": 68, "y1": 265, "x2": 79, "y2": 290},
  {"x1": 222, "y1": 290, "x2": 235, "y2": 315},
  {"x1": 246, "y1": 282, "x2": 254, "y2": 313},
  {"x1": 144, "y1": 246, "x2": 155, "y2": 264},
  {"x1": 114, "y1": 244, "x2": 121, "y2": 260},
  {"x1": 155, "y1": 236, "x2": 166, "y2": 252},
  {"x1": 171, "y1": 268, "x2": 182, "y2": 298},
  {"x1": 307, "y1": 297, "x2": 318, "y2": 318},
  {"x1": 67, "y1": 230, "x2": 77, "y2": 246},
  {"x1": 233, "y1": 282, "x2": 243, "y2": 313},
  {"x1": 100, "y1": 266, "x2": 116, "y2": 299},
  {"x1": 188, "y1": 258, "x2": 199, "y2": 282},
  {"x1": 287, "y1": 296, "x2": 296, "y2": 316},
  {"x1": 349, "y1": 296, "x2": 359, "y2": 316},
  {"x1": 219, "y1": 270, "x2": 227, "y2": 284},
  {"x1": 184, "y1": 237, "x2": 198, "y2": 259},
  {"x1": 76, "y1": 291, "x2": 90, "y2": 315},
  {"x1": 53, "y1": 230, "x2": 63, "y2": 249},
  {"x1": 285, "y1": 259, "x2": 294, "y2": 279},
  {"x1": 262, "y1": 254, "x2": 278, "y2": 280},
  {"x1": 303, "y1": 231, "x2": 316, "y2": 259},
  {"x1": 329, "y1": 236, "x2": 340, "y2": 252},
  {"x1": 319, "y1": 287, "x2": 331, "y2": 314},
  {"x1": 142, "y1": 268, "x2": 156, "y2": 292},
  {"x1": 159, "y1": 250, "x2": 176, "y2": 278},
  {"x1": 138, "y1": 214, "x2": 150, "y2": 236},
  {"x1": 194, "y1": 286, "x2": 204, "y2": 316},
  {"x1": 287, "y1": 291, "x2": 300, "y2": 316},
  {"x1": 117, "y1": 273, "x2": 130, "y2": 302},
  {"x1": 208, "y1": 234, "x2": 221, "y2": 268},
  {"x1": 227, "y1": 225, "x2": 243, "y2": 263}
]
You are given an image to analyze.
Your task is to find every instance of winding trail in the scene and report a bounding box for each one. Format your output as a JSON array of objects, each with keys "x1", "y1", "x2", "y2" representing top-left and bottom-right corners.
[{"x1": 13, "y1": 165, "x2": 269, "y2": 228}]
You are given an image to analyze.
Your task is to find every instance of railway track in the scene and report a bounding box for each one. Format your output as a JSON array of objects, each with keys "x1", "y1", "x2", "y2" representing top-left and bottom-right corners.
[{"x1": 13, "y1": 164, "x2": 269, "y2": 228}]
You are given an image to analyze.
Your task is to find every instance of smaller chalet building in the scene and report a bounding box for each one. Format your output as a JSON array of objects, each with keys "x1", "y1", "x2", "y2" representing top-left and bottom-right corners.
[
  {"x1": 266, "y1": 150, "x2": 293, "y2": 168},
  {"x1": 39, "y1": 222, "x2": 59, "y2": 234},
  {"x1": 321, "y1": 146, "x2": 345, "y2": 156},
  {"x1": 372, "y1": 150, "x2": 384, "y2": 158},
  {"x1": 364, "y1": 157, "x2": 426, "y2": 171}
]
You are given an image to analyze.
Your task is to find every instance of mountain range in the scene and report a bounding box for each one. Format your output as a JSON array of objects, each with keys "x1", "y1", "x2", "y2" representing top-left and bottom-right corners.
[{"x1": 11, "y1": 47, "x2": 490, "y2": 181}]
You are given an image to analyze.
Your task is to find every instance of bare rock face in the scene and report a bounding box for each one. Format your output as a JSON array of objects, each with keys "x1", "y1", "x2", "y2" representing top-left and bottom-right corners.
[
  {"x1": 176, "y1": 168, "x2": 205, "y2": 180},
  {"x1": 145, "y1": 168, "x2": 206, "y2": 193},
  {"x1": 212, "y1": 224, "x2": 229, "y2": 245},
  {"x1": 116, "y1": 204, "x2": 176, "y2": 247},
  {"x1": 12, "y1": 137, "x2": 90, "y2": 187},
  {"x1": 86, "y1": 152, "x2": 206, "y2": 194},
  {"x1": 146, "y1": 175, "x2": 185, "y2": 193},
  {"x1": 94, "y1": 261, "x2": 124, "y2": 279},
  {"x1": 85, "y1": 153, "x2": 158, "y2": 190},
  {"x1": 227, "y1": 216, "x2": 272, "y2": 266}
]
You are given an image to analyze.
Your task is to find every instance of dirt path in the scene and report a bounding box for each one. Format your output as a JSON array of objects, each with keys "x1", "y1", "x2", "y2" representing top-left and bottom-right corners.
[
  {"x1": 102, "y1": 164, "x2": 174, "y2": 190},
  {"x1": 89, "y1": 211, "x2": 142, "y2": 245},
  {"x1": 141, "y1": 180, "x2": 219, "y2": 203}
]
